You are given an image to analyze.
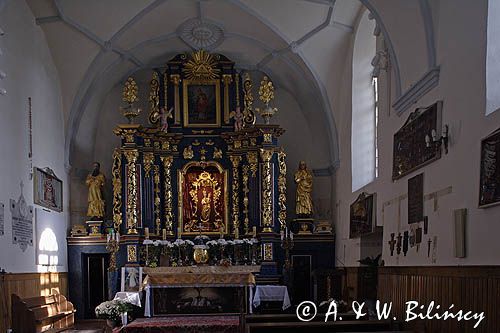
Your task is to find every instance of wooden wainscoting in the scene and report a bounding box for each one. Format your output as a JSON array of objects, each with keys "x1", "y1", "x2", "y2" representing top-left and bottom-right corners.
[
  {"x1": 378, "y1": 266, "x2": 500, "y2": 333},
  {"x1": 0, "y1": 272, "x2": 68, "y2": 332}
]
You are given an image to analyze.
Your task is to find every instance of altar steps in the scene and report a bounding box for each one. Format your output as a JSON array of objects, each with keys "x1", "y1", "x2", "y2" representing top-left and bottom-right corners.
[{"x1": 244, "y1": 314, "x2": 404, "y2": 333}]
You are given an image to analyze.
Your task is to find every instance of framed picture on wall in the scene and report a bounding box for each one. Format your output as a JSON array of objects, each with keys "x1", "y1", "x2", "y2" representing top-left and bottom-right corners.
[
  {"x1": 121, "y1": 266, "x2": 143, "y2": 292},
  {"x1": 349, "y1": 192, "x2": 376, "y2": 238},
  {"x1": 33, "y1": 167, "x2": 63, "y2": 212},
  {"x1": 183, "y1": 79, "x2": 221, "y2": 127},
  {"x1": 479, "y1": 128, "x2": 500, "y2": 207}
]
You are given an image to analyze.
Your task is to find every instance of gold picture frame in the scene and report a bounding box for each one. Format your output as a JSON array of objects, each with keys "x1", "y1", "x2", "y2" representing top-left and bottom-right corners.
[
  {"x1": 183, "y1": 79, "x2": 221, "y2": 127},
  {"x1": 178, "y1": 161, "x2": 229, "y2": 236}
]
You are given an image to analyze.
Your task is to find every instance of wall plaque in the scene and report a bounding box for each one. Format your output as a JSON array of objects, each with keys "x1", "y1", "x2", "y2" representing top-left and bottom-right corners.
[
  {"x1": 393, "y1": 101, "x2": 442, "y2": 180},
  {"x1": 0, "y1": 202, "x2": 4, "y2": 236},
  {"x1": 479, "y1": 128, "x2": 500, "y2": 207},
  {"x1": 408, "y1": 173, "x2": 424, "y2": 224},
  {"x1": 10, "y1": 193, "x2": 33, "y2": 251},
  {"x1": 349, "y1": 192, "x2": 375, "y2": 238}
]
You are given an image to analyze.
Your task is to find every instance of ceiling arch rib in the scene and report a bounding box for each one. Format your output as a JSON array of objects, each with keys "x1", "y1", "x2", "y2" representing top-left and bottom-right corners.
[
  {"x1": 60, "y1": 1, "x2": 344, "y2": 166},
  {"x1": 68, "y1": 26, "x2": 334, "y2": 166}
]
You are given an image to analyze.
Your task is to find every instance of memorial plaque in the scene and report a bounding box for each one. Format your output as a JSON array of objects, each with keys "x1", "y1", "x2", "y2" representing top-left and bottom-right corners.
[
  {"x1": 393, "y1": 101, "x2": 442, "y2": 180},
  {"x1": 0, "y1": 202, "x2": 4, "y2": 236},
  {"x1": 408, "y1": 173, "x2": 424, "y2": 224},
  {"x1": 10, "y1": 194, "x2": 33, "y2": 251},
  {"x1": 479, "y1": 128, "x2": 500, "y2": 207}
]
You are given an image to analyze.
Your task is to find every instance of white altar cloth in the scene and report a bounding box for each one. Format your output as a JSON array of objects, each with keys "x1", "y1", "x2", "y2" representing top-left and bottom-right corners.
[
  {"x1": 252, "y1": 285, "x2": 291, "y2": 311},
  {"x1": 114, "y1": 291, "x2": 141, "y2": 307}
]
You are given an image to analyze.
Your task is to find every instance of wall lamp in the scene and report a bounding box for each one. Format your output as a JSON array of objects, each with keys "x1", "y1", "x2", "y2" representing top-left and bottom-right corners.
[{"x1": 425, "y1": 125, "x2": 449, "y2": 154}]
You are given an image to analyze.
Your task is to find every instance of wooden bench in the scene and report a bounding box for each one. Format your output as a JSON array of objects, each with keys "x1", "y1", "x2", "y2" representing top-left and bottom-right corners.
[{"x1": 11, "y1": 292, "x2": 76, "y2": 333}]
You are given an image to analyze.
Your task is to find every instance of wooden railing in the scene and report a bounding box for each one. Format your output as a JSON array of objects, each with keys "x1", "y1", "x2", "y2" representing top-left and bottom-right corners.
[{"x1": 378, "y1": 266, "x2": 500, "y2": 332}]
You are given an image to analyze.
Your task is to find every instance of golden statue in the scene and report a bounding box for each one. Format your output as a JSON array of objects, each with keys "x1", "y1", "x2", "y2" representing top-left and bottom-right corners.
[
  {"x1": 294, "y1": 161, "x2": 313, "y2": 217},
  {"x1": 86, "y1": 162, "x2": 106, "y2": 219},
  {"x1": 200, "y1": 189, "x2": 212, "y2": 226}
]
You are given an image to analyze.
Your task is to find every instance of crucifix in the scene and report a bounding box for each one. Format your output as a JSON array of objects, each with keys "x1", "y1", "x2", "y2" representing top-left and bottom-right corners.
[
  {"x1": 403, "y1": 231, "x2": 409, "y2": 256},
  {"x1": 388, "y1": 233, "x2": 396, "y2": 256},
  {"x1": 396, "y1": 232, "x2": 402, "y2": 255}
]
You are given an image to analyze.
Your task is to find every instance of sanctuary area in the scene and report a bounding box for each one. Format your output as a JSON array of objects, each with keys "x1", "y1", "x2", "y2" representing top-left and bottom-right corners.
[{"x1": 0, "y1": 1, "x2": 499, "y2": 332}]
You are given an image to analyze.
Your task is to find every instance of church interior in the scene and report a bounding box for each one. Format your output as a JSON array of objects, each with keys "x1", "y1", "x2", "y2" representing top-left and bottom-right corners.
[{"x1": 0, "y1": 0, "x2": 499, "y2": 332}]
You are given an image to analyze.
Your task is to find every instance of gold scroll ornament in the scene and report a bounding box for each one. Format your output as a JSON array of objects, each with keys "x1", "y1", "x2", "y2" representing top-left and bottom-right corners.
[
  {"x1": 161, "y1": 156, "x2": 174, "y2": 235},
  {"x1": 124, "y1": 150, "x2": 139, "y2": 234},
  {"x1": 143, "y1": 152, "x2": 154, "y2": 178},
  {"x1": 242, "y1": 72, "x2": 256, "y2": 126},
  {"x1": 260, "y1": 148, "x2": 274, "y2": 232},
  {"x1": 112, "y1": 149, "x2": 123, "y2": 230},
  {"x1": 229, "y1": 155, "x2": 242, "y2": 237},
  {"x1": 277, "y1": 150, "x2": 287, "y2": 231},
  {"x1": 148, "y1": 71, "x2": 160, "y2": 124},
  {"x1": 247, "y1": 151, "x2": 258, "y2": 177}
]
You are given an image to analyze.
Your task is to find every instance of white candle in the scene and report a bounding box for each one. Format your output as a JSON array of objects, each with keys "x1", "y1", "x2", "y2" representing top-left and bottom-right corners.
[
  {"x1": 280, "y1": 231, "x2": 284, "y2": 241},
  {"x1": 290, "y1": 232, "x2": 293, "y2": 240},
  {"x1": 116, "y1": 231, "x2": 120, "y2": 243},
  {"x1": 162, "y1": 228, "x2": 167, "y2": 240},
  {"x1": 144, "y1": 227, "x2": 149, "y2": 239}
]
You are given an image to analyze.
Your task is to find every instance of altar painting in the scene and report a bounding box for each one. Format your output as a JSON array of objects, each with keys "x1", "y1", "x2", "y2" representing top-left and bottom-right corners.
[
  {"x1": 183, "y1": 80, "x2": 221, "y2": 127},
  {"x1": 179, "y1": 162, "x2": 228, "y2": 235}
]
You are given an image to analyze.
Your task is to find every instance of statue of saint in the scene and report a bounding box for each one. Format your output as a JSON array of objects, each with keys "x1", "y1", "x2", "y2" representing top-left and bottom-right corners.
[
  {"x1": 294, "y1": 161, "x2": 313, "y2": 217},
  {"x1": 200, "y1": 189, "x2": 212, "y2": 226},
  {"x1": 86, "y1": 162, "x2": 106, "y2": 220}
]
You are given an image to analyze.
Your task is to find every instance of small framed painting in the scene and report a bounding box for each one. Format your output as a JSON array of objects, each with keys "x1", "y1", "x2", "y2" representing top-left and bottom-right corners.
[
  {"x1": 349, "y1": 192, "x2": 376, "y2": 238},
  {"x1": 33, "y1": 167, "x2": 63, "y2": 212},
  {"x1": 121, "y1": 266, "x2": 143, "y2": 292},
  {"x1": 183, "y1": 79, "x2": 221, "y2": 127}
]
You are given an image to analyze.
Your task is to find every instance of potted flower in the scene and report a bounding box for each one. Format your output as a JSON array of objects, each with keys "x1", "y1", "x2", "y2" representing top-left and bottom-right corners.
[{"x1": 95, "y1": 299, "x2": 132, "y2": 328}]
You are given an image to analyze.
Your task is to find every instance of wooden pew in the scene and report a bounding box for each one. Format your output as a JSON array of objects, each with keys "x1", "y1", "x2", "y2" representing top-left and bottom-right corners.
[{"x1": 11, "y1": 292, "x2": 76, "y2": 333}]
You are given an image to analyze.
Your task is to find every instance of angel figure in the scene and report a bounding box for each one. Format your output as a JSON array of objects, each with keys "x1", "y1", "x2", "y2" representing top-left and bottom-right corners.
[
  {"x1": 160, "y1": 107, "x2": 173, "y2": 133},
  {"x1": 229, "y1": 106, "x2": 244, "y2": 131}
]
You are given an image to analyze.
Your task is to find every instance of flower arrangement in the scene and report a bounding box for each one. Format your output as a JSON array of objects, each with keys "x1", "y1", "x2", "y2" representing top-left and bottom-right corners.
[{"x1": 95, "y1": 299, "x2": 132, "y2": 322}]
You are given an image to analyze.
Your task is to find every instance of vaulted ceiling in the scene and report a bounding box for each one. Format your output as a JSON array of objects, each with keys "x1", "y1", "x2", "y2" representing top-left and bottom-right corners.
[{"x1": 25, "y1": 0, "x2": 434, "y2": 169}]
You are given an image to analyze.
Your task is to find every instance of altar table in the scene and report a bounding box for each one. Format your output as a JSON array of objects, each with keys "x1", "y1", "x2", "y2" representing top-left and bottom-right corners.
[{"x1": 142, "y1": 266, "x2": 259, "y2": 317}]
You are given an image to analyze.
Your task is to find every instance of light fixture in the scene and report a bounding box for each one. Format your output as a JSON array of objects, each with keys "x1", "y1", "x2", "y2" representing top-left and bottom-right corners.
[{"x1": 425, "y1": 125, "x2": 449, "y2": 154}]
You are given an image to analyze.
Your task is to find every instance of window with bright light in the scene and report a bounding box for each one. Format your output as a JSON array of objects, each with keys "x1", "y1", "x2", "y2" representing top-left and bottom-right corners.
[
  {"x1": 38, "y1": 228, "x2": 59, "y2": 272},
  {"x1": 351, "y1": 10, "x2": 377, "y2": 191},
  {"x1": 487, "y1": 0, "x2": 500, "y2": 115}
]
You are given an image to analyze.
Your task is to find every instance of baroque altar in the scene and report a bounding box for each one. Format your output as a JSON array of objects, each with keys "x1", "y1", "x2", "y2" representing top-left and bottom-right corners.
[{"x1": 66, "y1": 50, "x2": 335, "y2": 319}]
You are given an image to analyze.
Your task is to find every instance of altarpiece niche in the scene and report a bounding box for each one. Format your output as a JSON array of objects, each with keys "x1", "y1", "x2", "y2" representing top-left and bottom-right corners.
[{"x1": 179, "y1": 162, "x2": 228, "y2": 234}]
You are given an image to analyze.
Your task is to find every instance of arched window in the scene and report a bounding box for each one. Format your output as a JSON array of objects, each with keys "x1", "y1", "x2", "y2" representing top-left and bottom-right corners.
[
  {"x1": 352, "y1": 10, "x2": 377, "y2": 191},
  {"x1": 487, "y1": 0, "x2": 500, "y2": 115}
]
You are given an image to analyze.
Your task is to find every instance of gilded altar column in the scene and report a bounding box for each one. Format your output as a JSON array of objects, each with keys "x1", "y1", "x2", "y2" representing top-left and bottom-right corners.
[
  {"x1": 112, "y1": 149, "x2": 123, "y2": 230},
  {"x1": 277, "y1": 150, "x2": 287, "y2": 231},
  {"x1": 242, "y1": 164, "x2": 250, "y2": 235},
  {"x1": 170, "y1": 74, "x2": 181, "y2": 125},
  {"x1": 153, "y1": 165, "x2": 161, "y2": 234},
  {"x1": 161, "y1": 155, "x2": 174, "y2": 235},
  {"x1": 124, "y1": 150, "x2": 139, "y2": 234},
  {"x1": 222, "y1": 74, "x2": 233, "y2": 124},
  {"x1": 230, "y1": 155, "x2": 242, "y2": 237},
  {"x1": 260, "y1": 148, "x2": 275, "y2": 233}
]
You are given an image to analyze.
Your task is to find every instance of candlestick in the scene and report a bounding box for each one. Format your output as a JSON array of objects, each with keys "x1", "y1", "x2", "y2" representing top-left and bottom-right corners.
[
  {"x1": 252, "y1": 226, "x2": 257, "y2": 238},
  {"x1": 162, "y1": 228, "x2": 167, "y2": 240},
  {"x1": 235, "y1": 227, "x2": 239, "y2": 239},
  {"x1": 145, "y1": 227, "x2": 150, "y2": 239},
  {"x1": 178, "y1": 226, "x2": 182, "y2": 238}
]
